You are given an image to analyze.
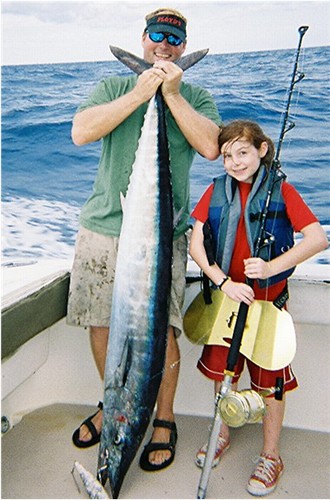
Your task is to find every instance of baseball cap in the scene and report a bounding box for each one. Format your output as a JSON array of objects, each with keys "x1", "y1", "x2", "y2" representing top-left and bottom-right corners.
[{"x1": 145, "y1": 8, "x2": 187, "y2": 41}]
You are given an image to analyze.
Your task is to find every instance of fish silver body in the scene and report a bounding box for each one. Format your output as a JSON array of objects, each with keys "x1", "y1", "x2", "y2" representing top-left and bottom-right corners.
[{"x1": 97, "y1": 92, "x2": 173, "y2": 498}]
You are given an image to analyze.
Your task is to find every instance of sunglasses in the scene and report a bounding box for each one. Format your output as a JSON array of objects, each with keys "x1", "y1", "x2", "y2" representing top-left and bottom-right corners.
[{"x1": 148, "y1": 32, "x2": 183, "y2": 47}]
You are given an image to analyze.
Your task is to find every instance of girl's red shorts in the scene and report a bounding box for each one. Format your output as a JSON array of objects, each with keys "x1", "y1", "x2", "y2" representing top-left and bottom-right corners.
[{"x1": 197, "y1": 345, "x2": 298, "y2": 395}]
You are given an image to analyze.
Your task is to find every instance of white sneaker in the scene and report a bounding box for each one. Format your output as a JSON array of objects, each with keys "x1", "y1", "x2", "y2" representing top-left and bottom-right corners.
[
  {"x1": 247, "y1": 454, "x2": 284, "y2": 496},
  {"x1": 195, "y1": 434, "x2": 230, "y2": 469}
]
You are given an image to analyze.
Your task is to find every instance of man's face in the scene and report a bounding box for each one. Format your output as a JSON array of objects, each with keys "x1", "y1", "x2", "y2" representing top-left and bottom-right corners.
[{"x1": 142, "y1": 32, "x2": 186, "y2": 64}]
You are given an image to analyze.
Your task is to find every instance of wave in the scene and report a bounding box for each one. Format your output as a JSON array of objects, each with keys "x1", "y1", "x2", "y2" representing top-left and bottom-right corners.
[
  {"x1": 2, "y1": 195, "x2": 329, "y2": 265},
  {"x1": 2, "y1": 46, "x2": 329, "y2": 261},
  {"x1": 2, "y1": 196, "x2": 79, "y2": 259}
]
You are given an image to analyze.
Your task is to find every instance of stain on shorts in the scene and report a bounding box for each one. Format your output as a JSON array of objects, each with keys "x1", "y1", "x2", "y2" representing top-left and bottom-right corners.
[{"x1": 67, "y1": 226, "x2": 187, "y2": 336}]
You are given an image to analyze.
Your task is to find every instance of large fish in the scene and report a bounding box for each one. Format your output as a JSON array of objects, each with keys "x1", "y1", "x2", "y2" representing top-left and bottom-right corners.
[{"x1": 94, "y1": 47, "x2": 209, "y2": 499}]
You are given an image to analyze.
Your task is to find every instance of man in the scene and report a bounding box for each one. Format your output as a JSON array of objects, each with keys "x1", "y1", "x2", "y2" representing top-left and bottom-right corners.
[{"x1": 67, "y1": 7, "x2": 221, "y2": 471}]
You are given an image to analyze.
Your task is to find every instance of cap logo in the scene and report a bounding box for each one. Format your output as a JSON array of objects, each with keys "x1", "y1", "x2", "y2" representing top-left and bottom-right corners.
[{"x1": 156, "y1": 16, "x2": 182, "y2": 27}]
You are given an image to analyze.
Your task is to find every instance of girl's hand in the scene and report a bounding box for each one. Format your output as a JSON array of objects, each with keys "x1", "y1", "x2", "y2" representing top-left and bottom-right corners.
[
  {"x1": 244, "y1": 257, "x2": 272, "y2": 280},
  {"x1": 222, "y1": 279, "x2": 255, "y2": 305}
]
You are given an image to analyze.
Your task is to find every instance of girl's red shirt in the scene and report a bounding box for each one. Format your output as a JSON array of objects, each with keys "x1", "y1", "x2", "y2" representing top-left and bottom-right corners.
[{"x1": 191, "y1": 180, "x2": 318, "y2": 300}]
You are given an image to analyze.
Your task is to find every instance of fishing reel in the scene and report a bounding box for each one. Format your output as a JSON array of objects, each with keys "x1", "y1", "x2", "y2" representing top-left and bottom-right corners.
[
  {"x1": 216, "y1": 377, "x2": 284, "y2": 428},
  {"x1": 217, "y1": 388, "x2": 266, "y2": 428}
]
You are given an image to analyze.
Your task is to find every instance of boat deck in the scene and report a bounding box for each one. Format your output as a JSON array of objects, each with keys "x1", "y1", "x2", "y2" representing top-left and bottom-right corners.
[{"x1": 2, "y1": 403, "x2": 329, "y2": 499}]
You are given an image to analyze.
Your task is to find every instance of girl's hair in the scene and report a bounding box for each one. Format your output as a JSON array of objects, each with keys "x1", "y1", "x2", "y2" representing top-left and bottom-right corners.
[{"x1": 218, "y1": 120, "x2": 275, "y2": 169}]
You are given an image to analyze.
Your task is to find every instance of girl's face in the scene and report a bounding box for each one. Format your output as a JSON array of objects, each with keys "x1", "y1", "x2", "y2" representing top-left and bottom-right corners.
[{"x1": 221, "y1": 137, "x2": 268, "y2": 184}]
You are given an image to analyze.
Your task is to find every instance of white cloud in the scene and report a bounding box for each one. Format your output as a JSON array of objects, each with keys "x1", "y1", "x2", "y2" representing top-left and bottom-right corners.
[{"x1": 2, "y1": 0, "x2": 330, "y2": 65}]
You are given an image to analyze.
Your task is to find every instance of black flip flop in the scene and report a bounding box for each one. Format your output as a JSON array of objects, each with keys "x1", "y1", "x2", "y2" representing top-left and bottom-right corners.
[
  {"x1": 139, "y1": 418, "x2": 177, "y2": 471},
  {"x1": 72, "y1": 401, "x2": 103, "y2": 448}
]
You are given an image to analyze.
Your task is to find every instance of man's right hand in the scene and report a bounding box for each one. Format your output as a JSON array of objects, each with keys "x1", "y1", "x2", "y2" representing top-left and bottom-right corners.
[{"x1": 133, "y1": 67, "x2": 165, "y2": 103}]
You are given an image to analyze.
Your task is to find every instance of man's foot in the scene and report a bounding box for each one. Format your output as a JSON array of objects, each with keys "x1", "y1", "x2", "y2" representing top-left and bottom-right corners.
[
  {"x1": 247, "y1": 454, "x2": 284, "y2": 496},
  {"x1": 72, "y1": 402, "x2": 103, "y2": 448},
  {"x1": 139, "y1": 419, "x2": 177, "y2": 471},
  {"x1": 195, "y1": 433, "x2": 230, "y2": 469}
]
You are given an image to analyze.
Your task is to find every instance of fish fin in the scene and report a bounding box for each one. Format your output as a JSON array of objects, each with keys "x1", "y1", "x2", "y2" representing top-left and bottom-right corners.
[
  {"x1": 120, "y1": 192, "x2": 126, "y2": 212},
  {"x1": 173, "y1": 208, "x2": 184, "y2": 229},
  {"x1": 110, "y1": 46, "x2": 151, "y2": 74},
  {"x1": 106, "y1": 336, "x2": 131, "y2": 389},
  {"x1": 176, "y1": 49, "x2": 209, "y2": 71},
  {"x1": 120, "y1": 337, "x2": 132, "y2": 387},
  {"x1": 110, "y1": 46, "x2": 209, "y2": 74}
]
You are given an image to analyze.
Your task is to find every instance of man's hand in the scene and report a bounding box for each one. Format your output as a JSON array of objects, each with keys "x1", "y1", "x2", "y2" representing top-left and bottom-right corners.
[
  {"x1": 152, "y1": 61, "x2": 183, "y2": 97},
  {"x1": 133, "y1": 67, "x2": 164, "y2": 102}
]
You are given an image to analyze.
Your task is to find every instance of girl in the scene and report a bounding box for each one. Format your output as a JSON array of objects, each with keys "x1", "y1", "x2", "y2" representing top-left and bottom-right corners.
[{"x1": 189, "y1": 120, "x2": 328, "y2": 496}]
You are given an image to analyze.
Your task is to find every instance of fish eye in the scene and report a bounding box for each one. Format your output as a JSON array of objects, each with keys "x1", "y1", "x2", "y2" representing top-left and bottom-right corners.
[{"x1": 114, "y1": 433, "x2": 123, "y2": 445}]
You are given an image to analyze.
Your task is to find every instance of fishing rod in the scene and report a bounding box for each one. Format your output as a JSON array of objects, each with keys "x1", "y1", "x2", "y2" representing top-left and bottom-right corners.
[
  {"x1": 253, "y1": 25, "x2": 309, "y2": 259},
  {"x1": 197, "y1": 25, "x2": 309, "y2": 500},
  {"x1": 274, "y1": 26, "x2": 309, "y2": 166}
]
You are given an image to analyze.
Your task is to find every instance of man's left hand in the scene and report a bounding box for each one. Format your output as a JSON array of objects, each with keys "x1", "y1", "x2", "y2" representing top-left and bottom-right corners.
[{"x1": 153, "y1": 61, "x2": 183, "y2": 97}]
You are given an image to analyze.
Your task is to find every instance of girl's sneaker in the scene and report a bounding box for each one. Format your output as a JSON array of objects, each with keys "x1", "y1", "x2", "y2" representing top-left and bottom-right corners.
[
  {"x1": 195, "y1": 434, "x2": 230, "y2": 469},
  {"x1": 247, "y1": 453, "x2": 284, "y2": 496}
]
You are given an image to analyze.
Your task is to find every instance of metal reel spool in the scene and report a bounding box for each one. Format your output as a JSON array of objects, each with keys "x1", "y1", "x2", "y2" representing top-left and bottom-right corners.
[{"x1": 218, "y1": 389, "x2": 266, "y2": 427}]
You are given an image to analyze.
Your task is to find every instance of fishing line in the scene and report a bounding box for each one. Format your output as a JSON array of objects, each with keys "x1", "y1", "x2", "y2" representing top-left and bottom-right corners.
[
  {"x1": 157, "y1": 42, "x2": 309, "y2": 378},
  {"x1": 71, "y1": 465, "x2": 82, "y2": 494},
  {"x1": 250, "y1": 30, "x2": 307, "y2": 298},
  {"x1": 196, "y1": 26, "x2": 309, "y2": 500},
  {"x1": 175, "y1": 38, "x2": 307, "y2": 371},
  {"x1": 139, "y1": 321, "x2": 218, "y2": 387},
  {"x1": 162, "y1": 31, "x2": 310, "y2": 383},
  {"x1": 104, "y1": 29, "x2": 310, "y2": 428}
]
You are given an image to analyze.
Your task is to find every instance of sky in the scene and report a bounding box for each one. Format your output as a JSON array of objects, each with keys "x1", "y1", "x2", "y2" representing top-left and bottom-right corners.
[{"x1": 1, "y1": 0, "x2": 330, "y2": 65}]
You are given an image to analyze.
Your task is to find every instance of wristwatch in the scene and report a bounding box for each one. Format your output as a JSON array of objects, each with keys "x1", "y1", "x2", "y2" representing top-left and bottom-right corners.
[{"x1": 216, "y1": 276, "x2": 230, "y2": 290}]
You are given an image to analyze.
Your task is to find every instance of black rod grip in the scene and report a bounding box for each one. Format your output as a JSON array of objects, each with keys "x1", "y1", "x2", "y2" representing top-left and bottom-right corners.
[
  {"x1": 275, "y1": 377, "x2": 284, "y2": 401},
  {"x1": 226, "y1": 302, "x2": 249, "y2": 372}
]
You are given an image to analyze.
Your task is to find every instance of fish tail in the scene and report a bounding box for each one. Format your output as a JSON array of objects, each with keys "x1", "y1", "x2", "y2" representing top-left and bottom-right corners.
[{"x1": 72, "y1": 461, "x2": 111, "y2": 499}]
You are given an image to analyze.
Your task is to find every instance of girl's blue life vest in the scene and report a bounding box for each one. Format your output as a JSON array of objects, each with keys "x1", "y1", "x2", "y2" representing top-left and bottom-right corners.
[{"x1": 207, "y1": 165, "x2": 295, "y2": 288}]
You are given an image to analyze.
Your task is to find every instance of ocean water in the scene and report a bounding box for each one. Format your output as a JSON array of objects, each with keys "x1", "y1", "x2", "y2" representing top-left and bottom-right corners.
[{"x1": 2, "y1": 46, "x2": 329, "y2": 264}]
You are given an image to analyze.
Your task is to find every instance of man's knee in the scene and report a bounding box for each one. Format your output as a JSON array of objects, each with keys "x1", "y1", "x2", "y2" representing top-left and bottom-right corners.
[
  {"x1": 90, "y1": 326, "x2": 109, "y2": 351},
  {"x1": 90, "y1": 326, "x2": 109, "y2": 337},
  {"x1": 167, "y1": 326, "x2": 177, "y2": 346}
]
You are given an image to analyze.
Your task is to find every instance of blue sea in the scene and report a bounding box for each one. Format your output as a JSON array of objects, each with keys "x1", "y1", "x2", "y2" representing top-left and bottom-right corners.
[{"x1": 2, "y1": 46, "x2": 329, "y2": 264}]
